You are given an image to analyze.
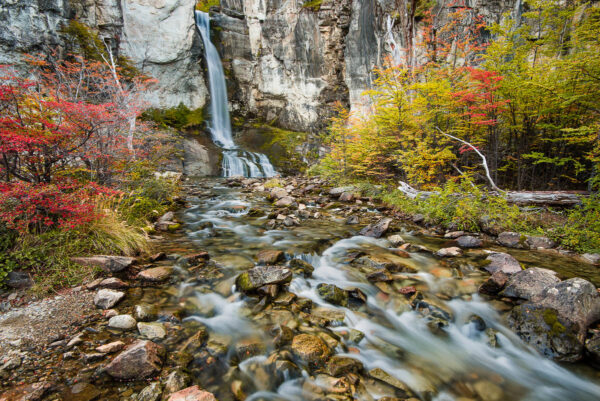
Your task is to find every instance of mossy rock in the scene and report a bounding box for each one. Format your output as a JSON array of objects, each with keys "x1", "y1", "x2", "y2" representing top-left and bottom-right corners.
[{"x1": 316, "y1": 283, "x2": 348, "y2": 307}]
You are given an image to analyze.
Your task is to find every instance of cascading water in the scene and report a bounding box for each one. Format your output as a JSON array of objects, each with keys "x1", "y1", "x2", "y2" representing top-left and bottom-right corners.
[{"x1": 195, "y1": 11, "x2": 276, "y2": 178}]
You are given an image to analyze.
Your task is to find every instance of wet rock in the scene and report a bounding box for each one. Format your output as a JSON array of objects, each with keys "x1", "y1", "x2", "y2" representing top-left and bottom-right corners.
[
  {"x1": 104, "y1": 340, "x2": 165, "y2": 380},
  {"x1": 83, "y1": 352, "x2": 105, "y2": 363},
  {"x1": 359, "y1": 218, "x2": 393, "y2": 238},
  {"x1": 387, "y1": 234, "x2": 405, "y2": 246},
  {"x1": 478, "y1": 272, "x2": 509, "y2": 295},
  {"x1": 585, "y1": 329, "x2": 600, "y2": 363},
  {"x1": 272, "y1": 324, "x2": 294, "y2": 347},
  {"x1": 5, "y1": 271, "x2": 33, "y2": 289},
  {"x1": 135, "y1": 304, "x2": 158, "y2": 322},
  {"x1": 473, "y1": 380, "x2": 504, "y2": 401},
  {"x1": 444, "y1": 231, "x2": 465, "y2": 239},
  {"x1": 96, "y1": 341, "x2": 125, "y2": 354},
  {"x1": 275, "y1": 196, "x2": 296, "y2": 207},
  {"x1": 345, "y1": 215, "x2": 359, "y2": 225},
  {"x1": 508, "y1": 278, "x2": 600, "y2": 362},
  {"x1": 149, "y1": 252, "x2": 166, "y2": 262},
  {"x1": 235, "y1": 337, "x2": 267, "y2": 361},
  {"x1": 235, "y1": 266, "x2": 292, "y2": 292},
  {"x1": 291, "y1": 334, "x2": 331, "y2": 365},
  {"x1": 317, "y1": 283, "x2": 348, "y2": 307},
  {"x1": 356, "y1": 254, "x2": 414, "y2": 273},
  {"x1": 497, "y1": 232, "x2": 527, "y2": 249},
  {"x1": 326, "y1": 356, "x2": 363, "y2": 376},
  {"x1": 368, "y1": 368, "x2": 415, "y2": 397},
  {"x1": 456, "y1": 235, "x2": 482, "y2": 248},
  {"x1": 526, "y1": 236, "x2": 555, "y2": 249},
  {"x1": 256, "y1": 249, "x2": 285, "y2": 265},
  {"x1": 98, "y1": 277, "x2": 129, "y2": 289},
  {"x1": 72, "y1": 255, "x2": 135, "y2": 273},
  {"x1": 310, "y1": 307, "x2": 345, "y2": 326},
  {"x1": 65, "y1": 382, "x2": 101, "y2": 401},
  {"x1": 0, "y1": 381, "x2": 52, "y2": 401},
  {"x1": 435, "y1": 247, "x2": 463, "y2": 257},
  {"x1": 137, "y1": 266, "x2": 173, "y2": 282},
  {"x1": 500, "y1": 267, "x2": 561, "y2": 300},
  {"x1": 178, "y1": 252, "x2": 210, "y2": 267},
  {"x1": 167, "y1": 386, "x2": 217, "y2": 401},
  {"x1": 164, "y1": 370, "x2": 190, "y2": 394},
  {"x1": 366, "y1": 269, "x2": 393, "y2": 282},
  {"x1": 288, "y1": 258, "x2": 314, "y2": 277},
  {"x1": 348, "y1": 329, "x2": 365, "y2": 344},
  {"x1": 138, "y1": 322, "x2": 167, "y2": 340},
  {"x1": 108, "y1": 314, "x2": 137, "y2": 330},
  {"x1": 136, "y1": 382, "x2": 162, "y2": 401},
  {"x1": 257, "y1": 284, "x2": 279, "y2": 298},
  {"x1": 483, "y1": 252, "x2": 522, "y2": 275},
  {"x1": 94, "y1": 289, "x2": 125, "y2": 309},
  {"x1": 273, "y1": 292, "x2": 296, "y2": 306}
]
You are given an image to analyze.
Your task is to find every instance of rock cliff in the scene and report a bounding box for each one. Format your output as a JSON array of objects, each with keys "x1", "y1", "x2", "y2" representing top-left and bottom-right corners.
[{"x1": 0, "y1": 0, "x2": 207, "y2": 109}]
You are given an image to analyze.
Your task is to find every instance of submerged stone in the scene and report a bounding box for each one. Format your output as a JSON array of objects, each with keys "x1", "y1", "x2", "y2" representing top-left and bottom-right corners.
[
  {"x1": 291, "y1": 334, "x2": 331, "y2": 365},
  {"x1": 317, "y1": 283, "x2": 348, "y2": 307}
]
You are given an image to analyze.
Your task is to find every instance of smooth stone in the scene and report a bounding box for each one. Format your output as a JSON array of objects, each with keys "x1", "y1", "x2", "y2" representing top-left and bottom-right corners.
[
  {"x1": 435, "y1": 247, "x2": 463, "y2": 257},
  {"x1": 137, "y1": 266, "x2": 173, "y2": 282},
  {"x1": 137, "y1": 322, "x2": 167, "y2": 340},
  {"x1": 167, "y1": 386, "x2": 217, "y2": 401},
  {"x1": 96, "y1": 341, "x2": 125, "y2": 354},
  {"x1": 108, "y1": 315, "x2": 137, "y2": 330},
  {"x1": 256, "y1": 249, "x2": 285, "y2": 265},
  {"x1": 94, "y1": 289, "x2": 125, "y2": 309},
  {"x1": 483, "y1": 252, "x2": 522, "y2": 275}
]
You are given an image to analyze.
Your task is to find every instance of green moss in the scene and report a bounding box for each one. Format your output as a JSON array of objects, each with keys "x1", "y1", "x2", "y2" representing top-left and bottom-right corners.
[
  {"x1": 140, "y1": 103, "x2": 205, "y2": 130},
  {"x1": 264, "y1": 178, "x2": 283, "y2": 189},
  {"x1": 302, "y1": 0, "x2": 323, "y2": 11},
  {"x1": 196, "y1": 0, "x2": 220, "y2": 12},
  {"x1": 235, "y1": 272, "x2": 253, "y2": 292},
  {"x1": 542, "y1": 308, "x2": 566, "y2": 336},
  {"x1": 256, "y1": 125, "x2": 311, "y2": 174}
]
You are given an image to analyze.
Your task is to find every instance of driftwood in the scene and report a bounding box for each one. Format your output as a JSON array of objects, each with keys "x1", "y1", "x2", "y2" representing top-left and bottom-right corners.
[{"x1": 397, "y1": 181, "x2": 587, "y2": 206}]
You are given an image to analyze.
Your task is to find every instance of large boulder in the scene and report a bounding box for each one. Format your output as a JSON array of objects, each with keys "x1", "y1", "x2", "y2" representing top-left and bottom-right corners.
[
  {"x1": 235, "y1": 266, "x2": 292, "y2": 292},
  {"x1": 500, "y1": 267, "x2": 561, "y2": 300},
  {"x1": 508, "y1": 278, "x2": 600, "y2": 362},
  {"x1": 104, "y1": 340, "x2": 165, "y2": 380},
  {"x1": 72, "y1": 255, "x2": 135, "y2": 273},
  {"x1": 483, "y1": 252, "x2": 522, "y2": 275}
]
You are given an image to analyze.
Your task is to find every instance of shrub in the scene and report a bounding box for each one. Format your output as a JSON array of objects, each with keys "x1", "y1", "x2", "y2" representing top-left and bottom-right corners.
[{"x1": 553, "y1": 196, "x2": 600, "y2": 253}]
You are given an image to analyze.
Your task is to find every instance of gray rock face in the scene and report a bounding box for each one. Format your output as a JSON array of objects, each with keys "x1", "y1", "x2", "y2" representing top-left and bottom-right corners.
[
  {"x1": 359, "y1": 218, "x2": 392, "y2": 238},
  {"x1": 94, "y1": 289, "x2": 125, "y2": 309},
  {"x1": 104, "y1": 340, "x2": 165, "y2": 380},
  {"x1": 500, "y1": 267, "x2": 560, "y2": 300},
  {"x1": 483, "y1": 252, "x2": 522, "y2": 275},
  {"x1": 508, "y1": 278, "x2": 600, "y2": 362},
  {"x1": 0, "y1": 0, "x2": 206, "y2": 110}
]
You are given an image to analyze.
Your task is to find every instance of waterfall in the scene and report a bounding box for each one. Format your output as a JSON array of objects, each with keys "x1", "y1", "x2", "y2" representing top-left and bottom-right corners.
[{"x1": 195, "y1": 11, "x2": 276, "y2": 178}]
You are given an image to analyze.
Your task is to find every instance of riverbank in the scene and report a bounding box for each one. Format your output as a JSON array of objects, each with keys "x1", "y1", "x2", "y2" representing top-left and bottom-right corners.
[{"x1": 1, "y1": 175, "x2": 600, "y2": 401}]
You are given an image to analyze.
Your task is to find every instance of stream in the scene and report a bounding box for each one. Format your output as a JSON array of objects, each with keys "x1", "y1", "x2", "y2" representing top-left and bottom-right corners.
[{"x1": 147, "y1": 177, "x2": 600, "y2": 401}]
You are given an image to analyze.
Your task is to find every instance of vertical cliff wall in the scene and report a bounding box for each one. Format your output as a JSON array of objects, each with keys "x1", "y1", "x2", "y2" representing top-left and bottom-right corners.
[{"x1": 0, "y1": 0, "x2": 207, "y2": 110}]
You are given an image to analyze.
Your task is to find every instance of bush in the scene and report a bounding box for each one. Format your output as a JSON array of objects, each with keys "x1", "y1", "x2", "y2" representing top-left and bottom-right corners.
[
  {"x1": 140, "y1": 103, "x2": 205, "y2": 130},
  {"x1": 554, "y1": 196, "x2": 600, "y2": 253}
]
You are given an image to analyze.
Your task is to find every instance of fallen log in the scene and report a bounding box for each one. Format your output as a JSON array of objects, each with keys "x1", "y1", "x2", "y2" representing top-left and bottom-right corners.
[{"x1": 397, "y1": 181, "x2": 587, "y2": 206}]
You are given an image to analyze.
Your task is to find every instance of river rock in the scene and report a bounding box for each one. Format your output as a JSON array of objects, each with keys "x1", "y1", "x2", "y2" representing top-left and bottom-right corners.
[
  {"x1": 435, "y1": 247, "x2": 463, "y2": 257},
  {"x1": 72, "y1": 255, "x2": 135, "y2": 273},
  {"x1": 104, "y1": 340, "x2": 165, "y2": 380},
  {"x1": 288, "y1": 258, "x2": 314, "y2": 277},
  {"x1": 256, "y1": 249, "x2": 285, "y2": 265},
  {"x1": 136, "y1": 382, "x2": 162, "y2": 401},
  {"x1": 135, "y1": 304, "x2": 158, "y2": 322},
  {"x1": 508, "y1": 278, "x2": 600, "y2": 362},
  {"x1": 387, "y1": 234, "x2": 405, "y2": 246},
  {"x1": 444, "y1": 231, "x2": 465, "y2": 239},
  {"x1": 317, "y1": 283, "x2": 348, "y2": 307},
  {"x1": 366, "y1": 268, "x2": 393, "y2": 282},
  {"x1": 456, "y1": 235, "x2": 482, "y2": 248},
  {"x1": 500, "y1": 267, "x2": 561, "y2": 300},
  {"x1": 478, "y1": 272, "x2": 509, "y2": 295},
  {"x1": 167, "y1": 386, "x2": 217, "y2": 401},
  {"x1": 98, "y1": 277, "x2": 130, "y2": 289},
  {"x1": 137, "y1": 266, "x2": 173, "y2": 282},
  {"x1": 526, "y1": 236, "x2": 556, "y2": 249},
  {"x1": 359, "y1": 218, "x2": 393, "y2": 238},
  {"x1": 270, "y1": 187, "x2": 288, "y2": 199},
  {"x1": 497, "y1": 232, "x2": 527, "y2": 249},
  {"x1": 275, "y1": 196, "x2": 296, "y2": 207},
  {"x1": 138, "y1": 322, "x2": 167, "y2": 340},
  {"x1": 483, "y1": 252, "x2": 522, "y2": 275},
  {"x1": 329, "y1": 186, "x2": 356, "y2": 197},
  {"x1": 164, "y1": 370, "x2": 190, "y2": 394},
  {"x1": 94, "y1": 289, "x2": 125, "y2": 309},
  {"x1": 368, "y1": 368, "x2": 414, "y2": 396},
  {"x1": 326, "y1": 356, "x2": 363, "y2": 376},
  {"x1": 291, "y1": 334, "x2": 331, "y2": 365},
  {"x1": 236, "y1": 266, "x2": 292, "y2": 292},
  {"x1": 96, "y1": 341, "x2": 125, "y2": 354},
  {"x1": 108, "y1": 315, "x2": 137, "y2": 330}
]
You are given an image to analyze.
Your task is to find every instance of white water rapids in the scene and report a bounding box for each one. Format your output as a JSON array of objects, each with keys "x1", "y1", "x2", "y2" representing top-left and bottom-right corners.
[
  {"x1": 177, "y1": 183, "x2": 600, "y2": 401},
  {"x1": 195, "y1": 11, "x2": 276, "y2": 178}
]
